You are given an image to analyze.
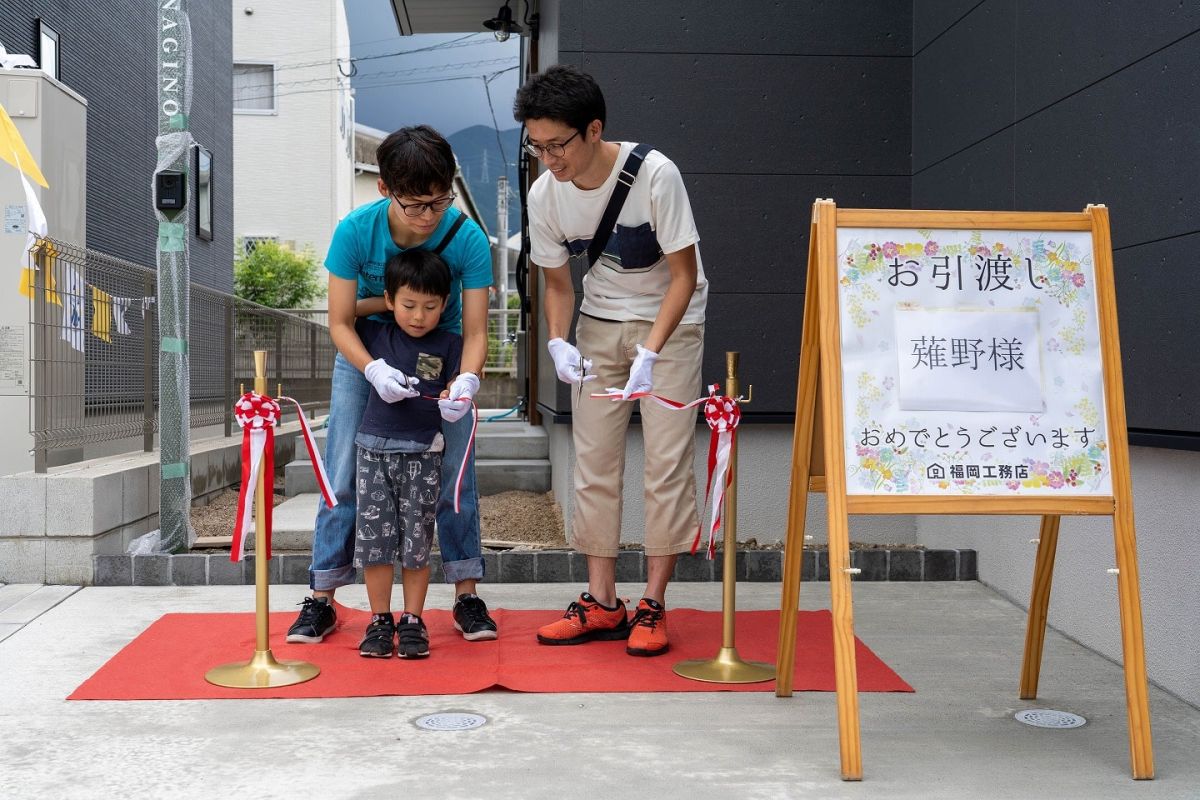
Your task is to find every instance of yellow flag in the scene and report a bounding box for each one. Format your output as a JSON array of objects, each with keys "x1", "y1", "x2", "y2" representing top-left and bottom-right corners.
[
  {"x1": 18, "y1": 268, "x2": 35, "y2": 301},
  {"x1": 17, "y1": 263, "x2": 61, "y2": 305},
  {"x1": 0, "y1": 102, "x2": 48, "y2": 187},
  {"x1": 91, "y1": 286, "x2": 113, "y2": 344}
]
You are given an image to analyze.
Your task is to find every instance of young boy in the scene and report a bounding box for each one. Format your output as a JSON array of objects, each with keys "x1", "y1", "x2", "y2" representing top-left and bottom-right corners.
[
  {"x1": 353, "y1": 248, "x2": 463, "y2": 659},
  {"x1": 289, "y1": 125, "x2": 496, "y2": 648},
  {"x1": 515, "y1": 65, "x2": 708, "y2": 657}
]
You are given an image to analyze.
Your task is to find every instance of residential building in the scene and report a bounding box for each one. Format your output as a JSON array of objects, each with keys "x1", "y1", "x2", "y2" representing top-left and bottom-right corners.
[
  {"x1": 232, "y1": 0, "x2": 353, "y2": 259},
  {"x1": 388, "y1": 0, "x2": 1200, "y2": 714},
  {"x1": 0, "y1": 1, "x2": 234, "y2": 289}
]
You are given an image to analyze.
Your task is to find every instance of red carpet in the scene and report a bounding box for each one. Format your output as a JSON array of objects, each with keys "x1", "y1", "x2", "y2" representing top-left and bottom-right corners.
[{"x1": 69, "y1": 606, "x2": 912, "y2": 700}]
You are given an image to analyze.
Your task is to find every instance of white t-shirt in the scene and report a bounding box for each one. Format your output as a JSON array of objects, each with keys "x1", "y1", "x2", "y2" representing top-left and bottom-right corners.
[{"x1": 528, "y1": 141, "x2": 708, "y2": 324}]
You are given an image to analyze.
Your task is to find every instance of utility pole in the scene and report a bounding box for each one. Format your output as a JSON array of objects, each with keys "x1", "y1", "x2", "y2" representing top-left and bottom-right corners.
[
  {"x1": 495, "y1": 175, "x2": 508, "y2": 346},
  {"x1": 155, "y1": 0, "x2": 193, "y2": 552}
]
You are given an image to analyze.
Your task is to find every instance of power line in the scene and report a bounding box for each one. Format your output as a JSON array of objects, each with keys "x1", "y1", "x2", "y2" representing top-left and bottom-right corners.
[
  {"x1": 482, "y1": 68, "x2": 518, "y2": 168},
  {"x1": 233, "y1": 57, "x2": 518, "y2": 102},
  {"x1": 271, "y1": 32, "x2": 495, "y2": 73},
  {"x1": 234, "y1": 70, "x2": 517, "y2": 105}
]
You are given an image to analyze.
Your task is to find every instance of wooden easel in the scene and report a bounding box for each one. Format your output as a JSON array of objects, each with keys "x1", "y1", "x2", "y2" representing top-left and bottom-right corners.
[{"x1": 776, "y1": 200, "x2": 1154, "y2": 781}]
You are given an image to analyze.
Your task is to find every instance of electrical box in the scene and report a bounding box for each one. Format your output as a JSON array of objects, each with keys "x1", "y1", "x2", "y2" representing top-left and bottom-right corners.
[{"x1": 155, "y1": 170, "x2": 185, "y2": 211}]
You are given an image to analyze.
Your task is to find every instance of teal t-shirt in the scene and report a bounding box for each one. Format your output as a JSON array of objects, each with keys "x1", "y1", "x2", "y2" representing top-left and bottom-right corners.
[{"x1": 325, "y1": 199, "x2": 492, "y2": 333}]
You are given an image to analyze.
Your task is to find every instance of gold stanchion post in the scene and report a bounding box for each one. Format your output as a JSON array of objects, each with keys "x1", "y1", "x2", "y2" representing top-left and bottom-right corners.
[
  {"x1": 206, "y1": 350, "x2": 320, "y2": 688},
  {"x1": 673, "y1": 352, "x2": 776, "y2": 684}
]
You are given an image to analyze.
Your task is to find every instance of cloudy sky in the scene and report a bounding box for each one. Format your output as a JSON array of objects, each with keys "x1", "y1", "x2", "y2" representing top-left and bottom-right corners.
[{"x1": 345, "y1": 1, "x2": 522, "y2": 138}]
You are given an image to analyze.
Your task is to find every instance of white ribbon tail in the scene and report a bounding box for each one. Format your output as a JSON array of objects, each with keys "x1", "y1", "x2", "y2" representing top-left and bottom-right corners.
[
  {"x1": 453, "y1": 402, "x2": 478, "y2": 514},
  {"x1": 706, "y1": 429, "x2": 734, "y2": 559},
  {"x1": 232, "y1": 427, "x2": 267, "y2": 562}
]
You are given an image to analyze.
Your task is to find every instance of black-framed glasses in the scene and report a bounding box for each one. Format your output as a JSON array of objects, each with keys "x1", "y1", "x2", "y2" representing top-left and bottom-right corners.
[
  {"x1": 522, "y1": 130, "x2": 580, "y2": 159},
  {"x1": 393, "y1": 193, "x2": 456, "y2": 217}
]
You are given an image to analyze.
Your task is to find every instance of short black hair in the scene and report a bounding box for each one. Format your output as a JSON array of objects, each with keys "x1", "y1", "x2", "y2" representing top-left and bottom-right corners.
[
  {"x1": 513, "y1": 64, "x2": 606, "y2": 135},
  {"x1": 384, "y1": 248, "x2": 452, "y2": 300},
  {"x1": 376, "y1": 125, "x2": 456, "y2": 198}
]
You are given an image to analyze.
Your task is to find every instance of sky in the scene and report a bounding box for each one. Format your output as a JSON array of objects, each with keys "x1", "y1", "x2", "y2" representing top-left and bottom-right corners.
[{"x1": 344, "y1": 1, "x2": 522, "y2": 138}]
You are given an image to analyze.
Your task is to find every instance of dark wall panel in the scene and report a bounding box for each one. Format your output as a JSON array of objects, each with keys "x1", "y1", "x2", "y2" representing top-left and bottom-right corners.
[
  {"x1": 913, "y1": 0, "x2": 1200, "y2": 444},
  {"x1": 549, "y1": 2, "x2": 914, "y2": 417},
  {"x1": 1014, "y1": 2, "x2": 1200, "y2": 118},
  {"x1": 1013, "y1": 35, "x2": 1200, "y2": 249},
  {"x1": 913, "y1": 0, "x2": 1014, "y2": 171},
  {"x1": 560, "y1": 0, "x2": 910, "y2": 55},
  {"x1": 914, "y1": 0, "x2": 984, "y2": 52},
  {"x1": 1114, "y1": 233, "x2": 1200, "y2": 433},
  {"x1": 687, "y1": 174, "x2": 910, "y2": 294},
  {"x1": 913, "y1": 129, "x2": 1014, "y2": 210},
  {"x1": 699, "y1": 293, "x2": 804, "y2": 415},
  {"x1": 561, "y1": 51, "x2": 911, "y2": 177},
  {"x1": 0, "y1": 2, "x2": 233, "y2": 292}
]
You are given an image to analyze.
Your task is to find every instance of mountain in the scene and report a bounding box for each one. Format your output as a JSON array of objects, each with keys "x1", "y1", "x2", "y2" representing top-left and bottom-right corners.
[{"x1": 447, "y1": 125, "x2": 522, "y2": 237}]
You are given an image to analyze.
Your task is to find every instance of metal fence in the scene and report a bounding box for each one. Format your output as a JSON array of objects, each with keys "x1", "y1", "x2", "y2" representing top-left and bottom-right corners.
[
  {"x1": 28, "y1": 238, "x2": 336, "y2": 472},
  {"x1": 285, "y1": 306, "x2": 520, "y2": 377}
]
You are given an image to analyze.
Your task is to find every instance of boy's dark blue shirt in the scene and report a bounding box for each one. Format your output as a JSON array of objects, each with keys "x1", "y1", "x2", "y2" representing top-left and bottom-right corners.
[{"x1": 355, "y1": 318, "x2": 463, "y2": 446}]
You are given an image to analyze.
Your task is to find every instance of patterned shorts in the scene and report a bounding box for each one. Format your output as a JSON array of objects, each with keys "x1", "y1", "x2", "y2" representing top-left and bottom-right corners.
[{"x1": 353, "y1": 446, "x2": 441, "y2": 571}]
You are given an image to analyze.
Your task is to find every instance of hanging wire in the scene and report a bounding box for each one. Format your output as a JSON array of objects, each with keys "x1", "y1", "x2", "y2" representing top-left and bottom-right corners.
[
  {"x1": 270, "y1": 32, "x2": 489, "y2": 73},
  {"x1": 481, "y1": 66, "x2": 521, "y2": 168}
]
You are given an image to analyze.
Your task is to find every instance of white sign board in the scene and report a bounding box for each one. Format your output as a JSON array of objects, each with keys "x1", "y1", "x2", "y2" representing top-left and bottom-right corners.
[{"x1": 836, "y1": 228, "x2": 1111, "y2": 496}]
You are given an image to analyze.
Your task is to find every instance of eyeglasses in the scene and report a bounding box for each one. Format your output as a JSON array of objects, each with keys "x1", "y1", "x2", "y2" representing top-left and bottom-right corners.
[
  {"x1": 393, "y1": 193, "x2": 456, "y2": 217},
  {"x1": 522, "y1": 130, "x2": 580, "y2": 159}
]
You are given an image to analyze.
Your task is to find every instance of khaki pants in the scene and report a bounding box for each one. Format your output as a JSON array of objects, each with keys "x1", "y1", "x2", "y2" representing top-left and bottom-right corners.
[{"x1": 571, "y1": 315, "x2": 703, "y2": 557}]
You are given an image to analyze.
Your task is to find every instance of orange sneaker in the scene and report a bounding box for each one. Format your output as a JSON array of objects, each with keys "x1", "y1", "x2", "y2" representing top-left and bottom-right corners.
[
  {"x1": 537, "y1": 592, "x2": 630, "y2": 645},
  {"x1": 626, "y1": 598, "x2": 669, "y2": 657}
]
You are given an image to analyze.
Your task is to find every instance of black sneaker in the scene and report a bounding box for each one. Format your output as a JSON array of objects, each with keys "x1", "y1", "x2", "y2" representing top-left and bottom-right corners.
[
  {"x1": 453, "y1": 593, "x2": 498, "y2": 641},
  {"x1": 396, "y1": 612, "x2": 430, "y2": 659},
  {"x1": 359, "y1": 613, "x2": 396, "y2": 658},
  {"x1": 285, "y1": 596, "x2": 337, "y2": 643}
]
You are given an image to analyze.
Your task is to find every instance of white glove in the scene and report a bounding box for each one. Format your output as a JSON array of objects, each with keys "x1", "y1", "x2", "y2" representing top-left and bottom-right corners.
[
  {"x1": 439, "y1": 372, "x2": 480, "y2": 423},
  {"x1": 364, "y1": 358, "x2": 419, "y2": 403},
  {"x1": 619, "y1": 344, "x2": 659, "y2": 400},
  {"x1": 547, "y1": 338, "x2": 596, "y2": 386}
]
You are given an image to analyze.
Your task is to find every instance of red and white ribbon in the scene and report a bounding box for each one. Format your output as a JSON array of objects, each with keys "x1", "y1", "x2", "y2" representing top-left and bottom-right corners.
[
  {"x1": 231, "y1": 392, "x2": 281, "y2": 563},
  {"x1": 229, "y1": 392, "x2": 337, "y2": 563},
  {"x1": 694, "y1": 388, "x2": 741, "y2": 559},
  {"x1": 278, "y1": 396, "x2": 337, "y2": 510},
  {"x1": 450, "y1": 400, "x2": 478, "y2": 514},
  {"x1": 421, "y1": 395, "x2": 477, "y2": 514},
  {"x1": 591, "y1": 383, "x2": 741, "y2": 559}
]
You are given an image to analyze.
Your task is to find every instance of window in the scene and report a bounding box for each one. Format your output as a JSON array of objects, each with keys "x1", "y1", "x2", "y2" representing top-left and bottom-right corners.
[
  {"x1": 233, "y1": 63, "x2": 275, "y2": 112},
  {"x1": 195, "y1": 146, "x2": 213, "y2": 241},
  {"x1": 242, "y1": 236, "x2": 279, "y2": 255},
  {"x1": 37, "y1": 20, "x2": 60, "y2": 81}
]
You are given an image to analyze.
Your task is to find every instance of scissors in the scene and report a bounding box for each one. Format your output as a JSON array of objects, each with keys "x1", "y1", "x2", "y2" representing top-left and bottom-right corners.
[{"x1": 575, "y1": 354, "x2": 588, "y2": 409}]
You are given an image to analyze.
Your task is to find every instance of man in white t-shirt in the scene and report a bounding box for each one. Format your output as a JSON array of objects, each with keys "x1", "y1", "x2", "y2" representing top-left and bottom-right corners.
[{"x1": 515, "y1": 65, "x2": 708, "y2": 657}]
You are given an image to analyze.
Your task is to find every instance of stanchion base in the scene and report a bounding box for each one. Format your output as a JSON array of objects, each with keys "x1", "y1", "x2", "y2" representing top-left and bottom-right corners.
[
  {"x1": 673, "y1": 647, "x2": 777, "y2": 684},
  {"x1": 205, "y1": 649, "x2": 320, "y2": 689}
]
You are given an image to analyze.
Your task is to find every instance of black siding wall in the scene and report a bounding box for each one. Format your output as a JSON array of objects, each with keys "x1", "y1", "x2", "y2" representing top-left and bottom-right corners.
[
  {"x1": 550, "y1": 0, "x2": 913, "y2": 416},
  {"x1": 0, "y1": 1, "x2": 233, "y2": 292},
  {"x1": 912, "y1": 1, "x2": 1200, "y2": 444}
]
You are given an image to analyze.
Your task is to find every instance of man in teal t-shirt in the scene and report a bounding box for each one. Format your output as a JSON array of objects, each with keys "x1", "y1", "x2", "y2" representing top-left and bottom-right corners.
[{"x1": 287, "y1": 125, "x2": 500, "y2": 646}]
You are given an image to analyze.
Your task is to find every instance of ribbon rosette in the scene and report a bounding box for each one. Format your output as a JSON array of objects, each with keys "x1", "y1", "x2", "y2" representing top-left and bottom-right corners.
[{"x1": 230, "y1": 392, "x2": 337, "y2": 563}]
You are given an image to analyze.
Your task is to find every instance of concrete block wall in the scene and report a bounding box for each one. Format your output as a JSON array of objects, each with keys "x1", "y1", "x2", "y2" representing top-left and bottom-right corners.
[{"x1": 0, "y1": 424, "x2": 300, "y2": 585}]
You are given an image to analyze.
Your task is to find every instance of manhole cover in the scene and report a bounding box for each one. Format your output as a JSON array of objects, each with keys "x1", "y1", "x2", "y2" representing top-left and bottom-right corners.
[
  {"x1": 1014, "y1": 709, "x2": 1086, "y2": 729},
  {"x1": 414, "y1": 712, "x2": 487, "y2": 731}
]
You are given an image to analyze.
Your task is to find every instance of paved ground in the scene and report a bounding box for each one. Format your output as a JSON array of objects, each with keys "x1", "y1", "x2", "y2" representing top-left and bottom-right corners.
[{"x1": 1, "y1": 581, "x2": 1198, "y2": 799}]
